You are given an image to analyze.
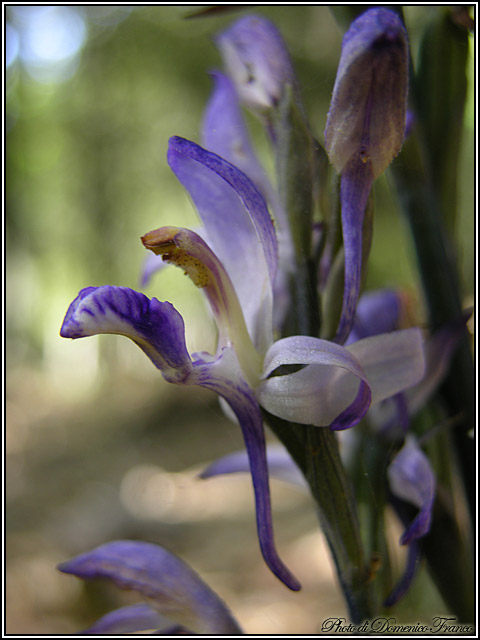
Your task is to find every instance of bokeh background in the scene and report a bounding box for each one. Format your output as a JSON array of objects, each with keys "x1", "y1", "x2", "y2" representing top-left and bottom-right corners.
[{"x1": 5, "y1": 5, "x2": 474, "y2": 634}]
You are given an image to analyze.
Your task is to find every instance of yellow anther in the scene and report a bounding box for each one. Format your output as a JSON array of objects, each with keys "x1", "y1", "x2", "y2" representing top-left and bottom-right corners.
[{"x1": 163, "y1": 250, "x2": 211, "y2": 288}]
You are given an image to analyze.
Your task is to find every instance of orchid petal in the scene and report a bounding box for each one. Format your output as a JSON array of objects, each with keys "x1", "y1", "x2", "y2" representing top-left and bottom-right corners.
[
  {"x1": 387, "y1": 437, "x2": 436, "y2": 545},
  {"x1": 258, "y1": 335, "x2": 371, "y2": 428},
  {"x1": 200, "y1": 443, "x2": 307, "y2": 490},
  {"x1": 58, "y1": 540, "x2": 242, "y2": 635},
  {"x1": 60, "y1": 286, "x2": 192, "y2": 384},
  {"x1": 82, "y1": 603, "x2": 168, "y2": 634},
  {"x1": 348, "y1": 328, "x2": 425, "y2": 405},
  {"x1": 190, "y1": 347, "x2": 301, "y2": 592},
  {"x1": 167, "y1": 136, "x2": 276, "y2": 354},
  {"x1": 371, "y1": 316, "x2": 468, "y2": 432},
  {"x1": 215, "y1": 14, "x2": 296, "y2": 113}
]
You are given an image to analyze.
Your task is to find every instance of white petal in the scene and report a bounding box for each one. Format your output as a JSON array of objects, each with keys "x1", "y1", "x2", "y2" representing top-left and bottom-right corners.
[{"x1": 259, "y1": 335, "x2": 370, "y2": 427}]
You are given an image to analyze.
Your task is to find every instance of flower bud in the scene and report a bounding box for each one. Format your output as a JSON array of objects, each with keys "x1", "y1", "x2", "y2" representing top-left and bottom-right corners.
[{"x1": 325, "y1": 8, "x2": 408, "y2": 179}]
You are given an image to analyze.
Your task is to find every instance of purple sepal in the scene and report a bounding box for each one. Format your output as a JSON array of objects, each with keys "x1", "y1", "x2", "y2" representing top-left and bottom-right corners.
[
  {"x1": 168, "y1": 136, "x2": 277, "y2": 286},
  {"x1": 201, "y1": 71, "x2": 294, "y2": 335},
  {"x1": 58, "y1": 540, "x2": 242, "y2": 635},
  {"x1": 82, "y1": 603, "x2": 167, "y2": 634},
  {"x1": 192, "y1": 348, "x2": 301, "y2": 592},
  {"x1": 383, "y1": 540, "x2": 421, "y2": 607},
  {"x1": 335, "y1": 156, "x2": 374, "y2": 345},
  {"x1": 329, "y1": 379, "x2": 371, "y2": 431},
  {"x1": 60, "y1": 286, "x2": 192, "y2": 383},
  {"x1": 202, "y1": 71, "x2": 267, "y2": 190},
  {"x1": 387, "y1": 437, "x2": 436, "y2": 545},
  {"x1": 200, "y1": 443, "x2": 307, "y2": 490},
  {"x1": 167, "y1": 136, "x2": 276, "y2": 353}
]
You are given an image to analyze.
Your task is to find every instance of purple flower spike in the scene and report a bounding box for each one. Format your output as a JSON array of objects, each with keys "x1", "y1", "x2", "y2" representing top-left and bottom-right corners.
[
  {"x1": 387, "y1": 437, "x2": 436, "y2": 545},
  {"x1": 324, "y1": 8, "x2": 408, "y2": 344},
  {"x1": 59, "y1": 540, "x2": 242, "y2": 635},
  {"x1": 216, "y1": 14, "x2": 296, "y2": 113}
]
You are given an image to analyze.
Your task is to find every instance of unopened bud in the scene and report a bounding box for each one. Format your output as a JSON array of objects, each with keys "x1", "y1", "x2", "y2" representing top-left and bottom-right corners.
[{"x1": 325, "y1": 8, "x2": 408, "y2": 179}]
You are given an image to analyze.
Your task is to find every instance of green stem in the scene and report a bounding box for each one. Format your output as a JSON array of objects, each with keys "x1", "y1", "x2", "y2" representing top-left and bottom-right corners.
[{"x1": 265, "y1": 413, "x2": 373, "y2": 623}]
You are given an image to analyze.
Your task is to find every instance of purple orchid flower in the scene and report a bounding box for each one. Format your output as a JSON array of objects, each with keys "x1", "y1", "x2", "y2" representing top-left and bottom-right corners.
[
  {"x1": 58, "y1": 540, "x2": 242, "y2": 634},
  {"x1": 324, "y1": 8, "x2": 409, "y2": 344},
  {"x1": 61, "y1": 137, "x2": 425, "y2": 591}
]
